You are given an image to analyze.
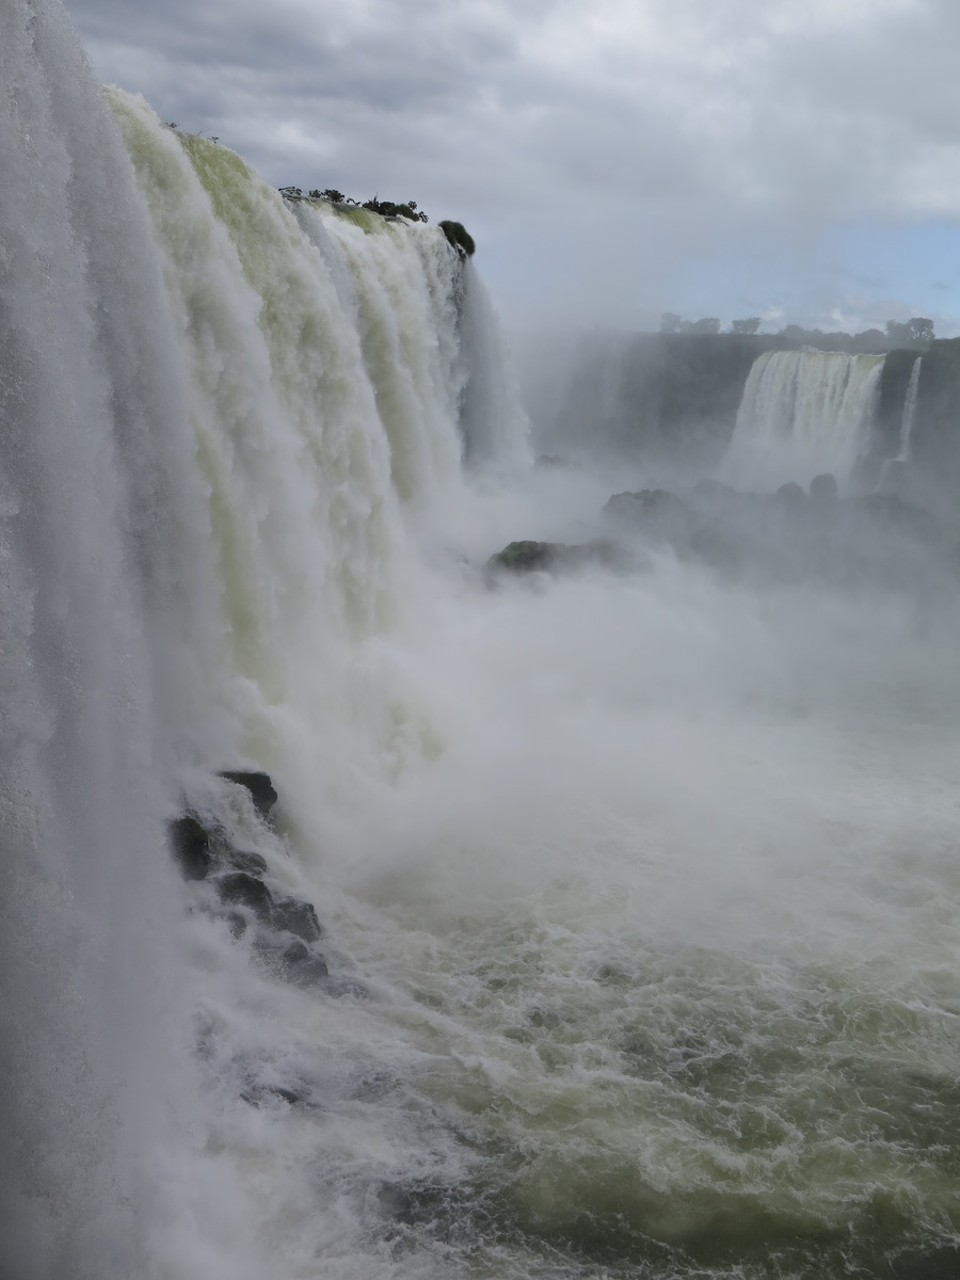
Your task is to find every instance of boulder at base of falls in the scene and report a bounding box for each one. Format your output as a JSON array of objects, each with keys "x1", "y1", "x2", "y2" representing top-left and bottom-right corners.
[
  {"x1": 215, "y1": 872, "x2": 321, "y2": 937},
  {"x1": 225, "y1": 849, "x2": 269, "y2": 876},
  {"x1": 279, "y1": 939, "x2": 330, "y2": 985},
  {"x1": 171, "y1": 770, "x2": 346, "y2": 993},
  {"x1": 217, "y1": 870, "x2": 274, "y2": 921},
  {"x1": 168, "y1": 815, "x2": 213, "y2": 880},
  {"x1": 217, "y1": 769, "x2": 279, "y2": 819},
  {"x1": 486, "y1": 538, "x2": 630, "y2": 576},
  {"x1": 168, "y1": 810, "x2": 268, "y2": 882},
  {"x1": 486, "y1": 540, "x2": 564, "y2": 572},
  {"x1": 272, "y1": 896, "x2": 323, "y2": 942}
]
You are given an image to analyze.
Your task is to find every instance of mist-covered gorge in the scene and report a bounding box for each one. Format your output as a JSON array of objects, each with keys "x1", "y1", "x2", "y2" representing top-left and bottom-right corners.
[{"x1": 522, "y1": 327, "x2": 960, "y2": 504}]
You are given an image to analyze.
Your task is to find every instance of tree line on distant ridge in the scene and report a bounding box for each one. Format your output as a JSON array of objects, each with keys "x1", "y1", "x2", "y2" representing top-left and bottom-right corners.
[{"x1": 659, "y1": 312, "x2": 935, "y2": 351}]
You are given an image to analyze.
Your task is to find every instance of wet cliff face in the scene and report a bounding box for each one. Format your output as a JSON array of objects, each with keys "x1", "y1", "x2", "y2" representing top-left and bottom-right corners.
[
  {"x1": 633, "y1": 334, "x2": 773, "y2": 468},
  {"x1": 876, "y1": 348, "x2": 919, "y2": 457},
  {"x1": 911, "y1": 338, "x2": 960, "y2": 493}
]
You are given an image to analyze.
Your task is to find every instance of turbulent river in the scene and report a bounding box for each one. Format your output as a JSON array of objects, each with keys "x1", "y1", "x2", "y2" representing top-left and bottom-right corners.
[{"x1": 4, "y1": 3, "x2": 960, "y2": 1278}]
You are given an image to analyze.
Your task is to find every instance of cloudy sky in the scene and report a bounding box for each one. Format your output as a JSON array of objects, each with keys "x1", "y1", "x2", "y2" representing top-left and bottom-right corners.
[{"x1": 63, "y1": 0, "x2": 960, "y2": 336}]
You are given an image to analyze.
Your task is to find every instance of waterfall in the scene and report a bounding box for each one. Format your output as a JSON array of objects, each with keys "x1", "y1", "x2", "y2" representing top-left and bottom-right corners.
[
  {"x1": 10, "y1": 5, "x2": 960, "y2": 1280},
  {"x1": 0, "y1": 6, "x2": 232, "y2": 1273},
  {"x1": 897, "y1": 355, "x2": 922, "y2": 461},
  {"x1": 1, "y1": 5, "x2": 529, "y2": 1273},
  {"x1": 458, "y1": 264, "x2": 534, "y2": 473},
  {"x1": 721, "y1": 348, "x2": 885, "y2": 490}
]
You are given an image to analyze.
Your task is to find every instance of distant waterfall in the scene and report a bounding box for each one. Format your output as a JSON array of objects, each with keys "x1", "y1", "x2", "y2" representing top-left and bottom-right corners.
[
  {"x1": 721, "y1": 349, "x2": 885, "y2": 490},
  {"x1": 897, "y1": 355, "x2": 922, "y2": 461}
]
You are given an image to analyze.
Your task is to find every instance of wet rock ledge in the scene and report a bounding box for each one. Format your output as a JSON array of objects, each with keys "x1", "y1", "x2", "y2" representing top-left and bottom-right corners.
[{"x1": 168, "y1": 769, "x2": 343, "y2": 992}]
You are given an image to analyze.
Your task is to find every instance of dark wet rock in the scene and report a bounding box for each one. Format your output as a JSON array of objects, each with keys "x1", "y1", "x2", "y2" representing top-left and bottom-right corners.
[
  {"x1": 226, "y1": 850, "x2": 269, "y2": 876},
  {"x1": 252, "y1": 935, "x2": 330, "y2": 987},
  {"x1": 216, "y1": 871, "x2": 274, "y2": 921},
  {"x1": 486, "y1": 540, "x2": 566, "y2": 572},
  {"x1": 322, "y1": 975, "x2": 369, "y2": 999},
  {"x1": 809, "y1": 472, "x2": 838, "y2": 505},
  {"x1": 171, "y1": 806, "x2": 274, "y2": 885},
  {"x1": 168, "y1": 815, "x2": 213, "y2": 880},
  {"x1": 218, "y1": 770, "x2": 279, "y2": 819},
  {"x1": 174, "y1": 770, "x2": 361, "y2": 998},
  {"x1": 225, "y1": 910, "x2": 248, "y2": 939},
  {"x1": 273, "y1": 895, "x2": 322, "y2": 942},
  {"x1": 486, "y1": 538, "x2": 630, "y2": 576},
  {"x1": 263, "y1": 1084, "x2": 304, "y2": 1105},
  {"x1": 294, "y1": 958, "x2": 331, "y2": 987},
  {"x1": 282, "y1": 939, "x2": 310, "y2": 965},
  {"x1": 240, "y1": 1082, "x2": 307, "y2": 1107},
  {"x1": 281, "y1": 939, "x2": 330, "y2": 985}
]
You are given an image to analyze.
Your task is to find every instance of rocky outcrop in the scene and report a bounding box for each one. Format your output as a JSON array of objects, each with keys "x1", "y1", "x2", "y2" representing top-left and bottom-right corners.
[
  {"x1": 168, "y1": 814, "x2": 212, "y2": 880},
  {"x1": 168, "y1": 769, "x2": 343, "y2": 997},
  {"x1": 912, "y1": 338, "x2": 960, "y2": 497},
  {"x1": 217, "y1": 870, "x2": 274, "y2": 920},
  {"x1": 217, "y1": 769, "x2": 278, "y2": 819},
  {"x1": 438, "y1": 219, "x2": 475, "y2": 258},
  {"x1": 601, "y1": 475, "x2": 958, "y2": 590},
  {"x1": 272, "y1": 896, "x2": 322, "y2": 942},
  {"x1": 485, "y1": 538, "x2": 633, "y2": 576}
]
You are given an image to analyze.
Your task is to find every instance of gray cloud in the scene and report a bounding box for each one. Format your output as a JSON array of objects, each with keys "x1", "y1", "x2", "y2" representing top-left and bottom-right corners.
[{"x1": 62, "y1": 0, "x2": 960, "y2": 329}]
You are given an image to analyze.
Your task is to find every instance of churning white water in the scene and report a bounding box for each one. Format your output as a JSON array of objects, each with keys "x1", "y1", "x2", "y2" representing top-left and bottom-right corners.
[
  {"x1": 722, "y1": 348, "x2": 884, "y2": 490},
  {"x1": 4, "y1": 4, "x2": 960, "y2": 1278}
]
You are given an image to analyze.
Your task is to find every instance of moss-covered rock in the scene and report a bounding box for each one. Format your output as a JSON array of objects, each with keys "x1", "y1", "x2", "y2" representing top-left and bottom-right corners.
[
  {"x1": 486, "y1": 538, "x2": 631, "y2": 576},
  {"x1": 439, "y1": 220, "x2": 476, "y2": 257},
  {"x1": 487, "y1": 540, "x2": 561, "y2": 572}
]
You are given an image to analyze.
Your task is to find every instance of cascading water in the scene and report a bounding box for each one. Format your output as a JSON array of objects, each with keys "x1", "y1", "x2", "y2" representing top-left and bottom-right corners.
[
  {"x1": 721, "y1": 348, "x2": 885, "y2": 490},
  {"x1": 897, "y1": 355, "x2": 923, "y2": 462},
  {"x1": 458, "y1": 265, "x2": 535, "y2": 474},
  {"x1": 7, "y1": 3, "x2": 960, "y2": 1279},
  {"x1": 876, "y1": 355, "x2": 923, "y2": 496},
  {"x1": 1, "y1": 5, "x2": 525, "y2": 1272}
]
